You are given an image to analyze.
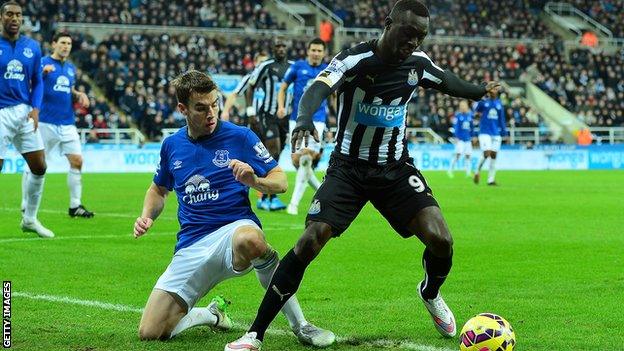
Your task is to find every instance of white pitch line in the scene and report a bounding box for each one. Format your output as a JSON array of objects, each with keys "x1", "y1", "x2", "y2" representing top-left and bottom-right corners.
[
  {"x1": 0, "y1": 207, "x2": 305, "y2": 230},
  {"x1": 13, "y1": 292, "x2": 455, "y2": 351},
  {"x1": 0, "y1": 231, "x2": 174, "y2": 244}
]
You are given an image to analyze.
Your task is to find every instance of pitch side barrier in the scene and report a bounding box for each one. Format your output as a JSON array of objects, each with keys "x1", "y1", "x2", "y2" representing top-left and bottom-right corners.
[{"x1": 1, "y1": 144, "x2": 623, "y2": 174}]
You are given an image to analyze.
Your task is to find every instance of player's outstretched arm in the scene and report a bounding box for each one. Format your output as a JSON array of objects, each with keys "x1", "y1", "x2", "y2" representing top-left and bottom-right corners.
[
  {"x1": 291, "y1": 81, "x2": 332, "y2": 150},
  {"x1": 276, "y1": 82, "x2": 289, "y2": 119},
  {"x1": 438, "y1": 71, "x2": 500, "y2": 101},
  {"x1": 134, "y1": 183, "x2": 169, "y2": 238},
  {"x1": 229, "y1": 159, "x2": 287, "y2": 194},
  {"x1": 221, "y1": 92, "x2": 238, "y2": 121}
]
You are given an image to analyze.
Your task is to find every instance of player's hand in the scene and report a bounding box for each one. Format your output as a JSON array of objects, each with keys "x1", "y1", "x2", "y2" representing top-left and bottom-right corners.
[
  {"x1": 77, "y1": 92, "x2": 90, "y2": 108},
  {"x1": 133, "y1": 217, "x2": 153, "y2": 238},
  {"x1": 221, "y1": 110, "x2": 230, "y2": 121},
  {"x1": 291, "y1": 121, "x2": 319, "y2": 152},
  {"x1": 42, "y1": 64, "x2": 55, "y2": 74},
  {"x1": 485, "y1": 81, "x2": 501, "y2": 95},
  {"x1": 28, "y1": 108, "x2": 40, "y2": 131},
  {"x1": 276, "y1": 107, "x2": 286, "y2": 119},
  {"x1": 229, "y1": 159, "x2": 257, "y2": 187}
]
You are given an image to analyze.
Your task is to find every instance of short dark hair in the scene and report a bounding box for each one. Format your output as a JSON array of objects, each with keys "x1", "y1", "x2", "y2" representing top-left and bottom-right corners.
[
  {"x1": 389, "y1": 0, "x2": 429, "y2": 19},
  {"x1": 170, "y1": 70, "x2": 217, "y2": 105},
  {"x1": 1, "y1": 1, "x2": 20, "y2": 14},
  {"x1": 307, "y1": 37, "x2": 326, "y2": 50},
  {"x1": 52, "y1": 32, "x2": 72, "y2": 43}
]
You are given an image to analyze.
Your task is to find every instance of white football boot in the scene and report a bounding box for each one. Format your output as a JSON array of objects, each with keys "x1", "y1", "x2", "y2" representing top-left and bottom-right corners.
[
  {"x1": 286, "y1": 203, "x2": 298, "y2": 215},
  {"x1": 293, "y1": 322, "x2": 336, "y2": 347},
  {"x1": 225, "y1": 332, "x2": 262, "y2": 351},
  {"x1": 418, "y1": 281, "x2": 456, "y2": 338},
  {"x1": 21, "y1": 218, "x2": 54, "y2": 238},
  {"x1": 208, "y1": 296, "x2": 233, "y2": 330}
]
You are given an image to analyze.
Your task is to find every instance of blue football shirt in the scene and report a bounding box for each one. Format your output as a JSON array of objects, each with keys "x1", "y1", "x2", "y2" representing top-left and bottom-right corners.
[
  {"x1": 40, "y1": 56, "x2": 76, "y2": 125},
  {"x1": 283, "y1": 59, "x2": 328, "y2": 122},
  {"x1": 0, "y1": 35, "x2": 43, "y2": 109},
  {"x1": 453, "y1": 111, "x2": 474, "y2": 141},
  {"x1": 154, "y1": 121, "x2": 278, "y2": 252},
  {"x1": 474, "y1": 98, "x2": 506, "y2": 136}
]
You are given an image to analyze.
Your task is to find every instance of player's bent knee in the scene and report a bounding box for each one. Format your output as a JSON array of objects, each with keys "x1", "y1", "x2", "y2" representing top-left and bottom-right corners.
[
  {"x1": 295, "y1": 222, "x2": 332, "y2": 262},
  {"x1": 233, "y1": 227, "x2": 267, "y2": 260},
  {"x1": 138, "y1": 323, "x2": 169, "y2": 341}
]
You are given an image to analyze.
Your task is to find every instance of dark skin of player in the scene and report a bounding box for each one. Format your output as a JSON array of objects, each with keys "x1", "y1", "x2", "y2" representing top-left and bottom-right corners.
[{"x1": 291, "y1": 10, "x2": 501, "y2": 264}]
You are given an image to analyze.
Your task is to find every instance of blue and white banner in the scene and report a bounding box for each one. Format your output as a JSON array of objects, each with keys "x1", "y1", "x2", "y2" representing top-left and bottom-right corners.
[{"x1": 1, "y1": 144, "x2": 623, "y2": 174}]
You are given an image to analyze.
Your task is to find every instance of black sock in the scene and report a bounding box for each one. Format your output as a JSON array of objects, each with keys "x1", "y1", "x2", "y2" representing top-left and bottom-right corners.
[
  {"x1": 420, "y1": 248, "x2": 453, "y2": 300},
  {"x1": 262, "y1": 194, "x2": 268, "y2": 200},
  {"x1": 249, "y1": 249, "x2": 308, "y2": 341}
]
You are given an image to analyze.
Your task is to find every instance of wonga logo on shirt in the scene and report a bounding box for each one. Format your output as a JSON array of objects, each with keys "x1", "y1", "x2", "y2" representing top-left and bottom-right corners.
[
  {"x1": 182, "y1": 174, "x2": 219, "y2": 204},
  {"x1": 53, "y1": 75, "x2": 71, "y2": 93},
  {"x1": 4, "y1": 60, "x2": 25, "y2": 81},
  {"x1": 354, "y1": 103, "x2": 406, "y2": 128}
]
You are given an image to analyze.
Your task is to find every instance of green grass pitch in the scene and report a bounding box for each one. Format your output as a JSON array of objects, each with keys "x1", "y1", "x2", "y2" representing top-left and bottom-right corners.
[{"x1": 1, "y1": 170, "x2": 623, "y2": 350}]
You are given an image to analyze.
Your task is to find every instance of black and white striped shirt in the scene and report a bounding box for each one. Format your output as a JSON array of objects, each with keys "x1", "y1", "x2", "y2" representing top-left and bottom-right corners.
[
  {"x1": 318, "y1": 40, "x2": 447, "y2": 165},
  {"x1": 248, "y1": 58, "x2": 294, "y2": 116}
]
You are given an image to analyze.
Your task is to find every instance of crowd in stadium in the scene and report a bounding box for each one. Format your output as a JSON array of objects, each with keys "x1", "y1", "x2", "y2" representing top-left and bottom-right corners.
[
  {"x1": 18, "y1": 0, "x2": 284, "y2": 30},
  {"x1": 568, "y1": 0, "x2": 624, "y2": 38},
  {"x1": 16, "y1": 0, "x2": 624, "y2": 142},
  {"x1": 320, "y1": 0, "x2": 549, "y2": 39}
]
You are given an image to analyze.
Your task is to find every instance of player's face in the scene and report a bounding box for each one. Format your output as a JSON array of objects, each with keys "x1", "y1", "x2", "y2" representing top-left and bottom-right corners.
[
  {"x1": 53, "y1": 37, "x2": 73, "y2": 59},
  {"x1": 180, "y1": 90, "x2": 220, "y2": 136},
  {"x1": 1, "y1": 5, "x2": 22, "y2": 36},
  {"x1": 386, "y1": 14, "x2": 428, "y2": 62},
  {"x1": 273, "y1": 41, "x2": 287, "y2": 60},
  {"x1": 459, "y1": 101, "x2": 469, "y2": 113},
  {"x1": 307, "y1": 44, "x2": 325, "y2": 66}
]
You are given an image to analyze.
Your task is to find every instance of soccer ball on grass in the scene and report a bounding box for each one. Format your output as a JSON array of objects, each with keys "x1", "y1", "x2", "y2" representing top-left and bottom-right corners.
[{"x1": 459, "y1": 313, "x2": 516, "y2": 351}]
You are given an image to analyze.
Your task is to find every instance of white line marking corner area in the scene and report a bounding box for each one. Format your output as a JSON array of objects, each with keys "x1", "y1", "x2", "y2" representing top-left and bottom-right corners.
[{"x1": 13, "y1": 292, "x2": 454, "y2": 351}]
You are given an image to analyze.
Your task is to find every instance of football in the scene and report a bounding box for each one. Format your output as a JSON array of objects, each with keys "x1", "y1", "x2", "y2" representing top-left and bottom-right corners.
[{"x1": 459, "y1": 313, "x2": 516, "y2": 351}]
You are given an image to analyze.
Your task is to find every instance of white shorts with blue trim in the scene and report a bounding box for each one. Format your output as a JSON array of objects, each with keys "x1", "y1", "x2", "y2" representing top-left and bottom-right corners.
[
  {"x1": 0, "y1": 104, "x2": 44, "y2": 159},
  {"x1": 39, "y1": 122, "x2": 82, "y2": 157},
  {"x1": 478, "y1": 134, "x2": 502, "y2": 152},
  {"x1": 154, "y1": 219, "x2": 259, "y2": 309},
  {"x1": 454, "y1": 140, "x2": 473, "y2": 155}
]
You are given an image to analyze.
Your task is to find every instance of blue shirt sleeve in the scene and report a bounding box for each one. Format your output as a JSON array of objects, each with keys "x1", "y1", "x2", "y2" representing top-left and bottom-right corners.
[
  {"x1": 30, "y1": 44, "x2": 43, "y2": 109},
  {"x1": 153, "y1": 140, "x2": 174, "y2": 190},
  {"x1": 242, "y1": 129, "x2": 278, "y2": 177},
  {"x1": 498, "y1": 102, "x2": 507, "y2": 136},
  {"x1": 283, "y1": 62, "x2": 297, "y2": 84}
]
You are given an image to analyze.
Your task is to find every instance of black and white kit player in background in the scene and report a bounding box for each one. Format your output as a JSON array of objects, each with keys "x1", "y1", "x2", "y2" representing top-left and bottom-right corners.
[{"x1": 226, "y1": 0, "x2": 501, "y2": 349}]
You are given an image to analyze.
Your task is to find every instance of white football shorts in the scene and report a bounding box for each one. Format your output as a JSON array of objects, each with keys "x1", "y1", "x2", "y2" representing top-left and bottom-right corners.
[
  {"x1": 289, "y1": 120, "x2": 325, "y2": 153},
  {"x1": 478, "y1": 134, "x2": 502, "y2": 152},
  {"x1": 154, "y1": 219, "x2": 258, "y2": 309},
  {"x1": 454, "y1": 140, "x2": 473, "y2": 155},
  {"x1": 39, "y1": 122, "x2": 82, "y2": 157},
  {"x1": 0, "y1": 104, "x2": 44, "y2": 159}
]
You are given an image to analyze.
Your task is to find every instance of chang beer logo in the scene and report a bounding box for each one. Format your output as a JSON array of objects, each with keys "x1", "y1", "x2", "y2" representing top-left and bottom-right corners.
[
  {"x1": 354, "y1": 102, "x2": 406, "y2": 128},
  {"x1": 53, "y1": 75, "x2": 71, "y2": 94},
  {"x1": 4, "y1": 59, "x2": 25, "y2": 81},
  {"x1": 182, "y1": 174, "x2": 219, "y2": 204}
]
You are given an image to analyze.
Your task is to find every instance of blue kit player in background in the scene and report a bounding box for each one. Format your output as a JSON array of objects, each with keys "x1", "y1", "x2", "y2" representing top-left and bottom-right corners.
[
  {"x1": 473, "y1": 89, "x2": 506, "y2": 186},
  {"x1": 448, "y1": 100, "x2": 475, "y2": 178},
  {"x1": 22, "y1": 32, "x2": 94, "y2": 218},
  {"x1": 133, "y1": 70, "x2": 334, "y2": 347},
  {"x1": 276, "y1": 37, "x2": 329, "y2": 216},
  {"x1": 0, "y1": 1, "x2": 53, "y2": 238}
]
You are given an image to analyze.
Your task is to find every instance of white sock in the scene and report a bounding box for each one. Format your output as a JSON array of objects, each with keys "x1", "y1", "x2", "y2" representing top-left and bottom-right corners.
[
  {"x1": 449, "y1": 157, "x2": 457, "y2": 172},
  {"x1": 476, "y1": 156, "x2": 487, "y2": 174},
  {"x1": 21, "y1": 168, "x2": 30, "y2": 211},
  {"x1": 289, "y1": 165, "x2": 308, "y2": 208},
  {"x1": 488, "y1": 158, "x2": 497, "y2": 183},
  {"x1": 24, "y1": 173, "x2": 45, "y2": 221},
  {"x1": 465, "y1": 157, "x2": 472, "y2": 176},
  {"x1": 169, "y1": 307, "x2": 218, "y2": 338},
  {"x1": 305, "y1": 165, "x2": 321, "y2": 191},
  {"x1": 252, "y1": 248, "x2": 307, "y2": 329},
  {"x1": 67, "y1": 168, "x2": 82, "y2": 208}
]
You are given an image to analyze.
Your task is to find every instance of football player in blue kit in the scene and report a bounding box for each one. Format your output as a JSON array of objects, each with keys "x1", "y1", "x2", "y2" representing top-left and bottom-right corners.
[
  {"x1": 0, "y1": 1, "x2": 52, "y2": 237},
  {"x1": 23, "y1": 32, "x2": 94, "y2": 218},
  {"x1": 473, "y1": 89, "x2": 507, "y2": 185},
  {"x1": 133, "y1": 70, "x2": 334, "y2": 347},
  {"x1": 448, "y1": 100, "x2": 475, "y2": 178}
]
